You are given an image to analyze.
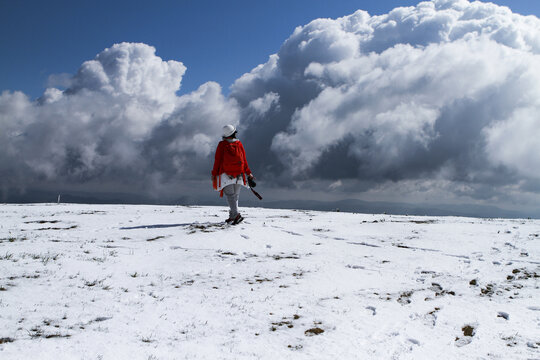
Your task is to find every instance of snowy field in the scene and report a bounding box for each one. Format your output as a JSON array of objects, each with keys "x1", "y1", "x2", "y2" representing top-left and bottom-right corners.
[{"x1": 0, "y1": 203, "x2": 539, "y2": 359}]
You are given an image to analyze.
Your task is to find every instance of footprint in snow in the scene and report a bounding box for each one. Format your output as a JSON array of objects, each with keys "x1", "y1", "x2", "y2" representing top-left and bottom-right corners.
[
  {"x1": 455, "y1": 324, "x2": 476, "y2": 347},
  {"x1": 424, "y1": 308, "x2": 440, "y2": 327},
  {"x1": 283, "y1": 230, "x2": 302, "y2": 236},
  {"x1": 241, "y1": 234, "x2": 250, "y2": 239},
  {"x1": 497, "y1": 311, "x2": 510, "y2": 320}
]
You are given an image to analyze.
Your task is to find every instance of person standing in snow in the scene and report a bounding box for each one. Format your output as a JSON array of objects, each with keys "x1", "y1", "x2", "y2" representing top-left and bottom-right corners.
[{"x1": 212, "y1": 124, "x2": 254, "y2": 225}]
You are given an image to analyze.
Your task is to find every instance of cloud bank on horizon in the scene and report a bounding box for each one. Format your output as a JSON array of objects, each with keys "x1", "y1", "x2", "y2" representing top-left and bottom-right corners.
[{"x1": 1, "y1": 0, "x2": 540, "y2": 208}]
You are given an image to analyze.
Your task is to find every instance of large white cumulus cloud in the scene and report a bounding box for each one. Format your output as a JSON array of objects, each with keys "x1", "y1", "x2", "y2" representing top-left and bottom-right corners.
[
  {"x1": 232, "y1": 0, "x2": 540, "y2": 202},
  {"x1": 0, "y1": 43, "x2": 238, "y2": 196}
]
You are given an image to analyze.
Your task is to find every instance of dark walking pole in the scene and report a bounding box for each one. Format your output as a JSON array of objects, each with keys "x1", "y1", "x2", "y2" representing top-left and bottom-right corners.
[{"x1": 248, "y1": 177, "x2": 263, "y2": 200}]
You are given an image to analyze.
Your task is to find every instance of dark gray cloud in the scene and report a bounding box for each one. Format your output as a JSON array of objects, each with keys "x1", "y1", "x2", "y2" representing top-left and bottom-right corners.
[
  {"x1": 1, "y1": 1, "x2": 540, "y2": 212},
  {"x1": 230, "y1": 0, "x2": 540, "y2": 209},
  {"x1": 0, "y1": 43, "x2": 238, "y2": 199}
]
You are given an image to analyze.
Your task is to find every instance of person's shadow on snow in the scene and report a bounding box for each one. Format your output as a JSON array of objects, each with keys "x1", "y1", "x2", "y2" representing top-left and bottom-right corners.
[
  {"x1": 120, "y1": 223, "x2": 192, "y2": 230},
  {"x1": 120, "y1": 221, "x2": 228, "y2": 230}
]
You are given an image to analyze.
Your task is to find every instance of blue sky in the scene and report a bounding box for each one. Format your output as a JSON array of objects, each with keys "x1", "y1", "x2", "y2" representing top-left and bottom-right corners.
[{"x1": 1, "y1": 0, "x2": 539, "y2": 99}]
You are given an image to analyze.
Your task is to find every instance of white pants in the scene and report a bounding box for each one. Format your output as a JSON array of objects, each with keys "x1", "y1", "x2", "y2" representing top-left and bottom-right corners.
[{"x1": 223, "y1": 184, "x2": 242, "y2": 218}]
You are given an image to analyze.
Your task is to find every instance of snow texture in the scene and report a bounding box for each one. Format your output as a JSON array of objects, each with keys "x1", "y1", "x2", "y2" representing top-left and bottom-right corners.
[{"x1": 1, "y1": 204, "x2": 539, "y2": 359}]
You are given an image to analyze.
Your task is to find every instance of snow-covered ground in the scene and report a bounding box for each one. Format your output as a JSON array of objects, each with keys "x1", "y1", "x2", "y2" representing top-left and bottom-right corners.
[{"x1": 0, "y1": 203, "x2": 539, "y2": 359}]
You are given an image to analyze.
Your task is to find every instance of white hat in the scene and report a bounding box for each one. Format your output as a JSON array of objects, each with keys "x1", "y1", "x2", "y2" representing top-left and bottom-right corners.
[{"x1": 222, "y1": 124, "x2": 236, "y2": 138}]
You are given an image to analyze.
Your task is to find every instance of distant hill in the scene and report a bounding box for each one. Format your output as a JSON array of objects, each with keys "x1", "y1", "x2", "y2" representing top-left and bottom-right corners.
[
  {"x1": 240, "y1": 198, "x2": 535, "y2": 220},
  {"x1": 3, "y1": 188, "x2": 537, "y2": 219}
]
